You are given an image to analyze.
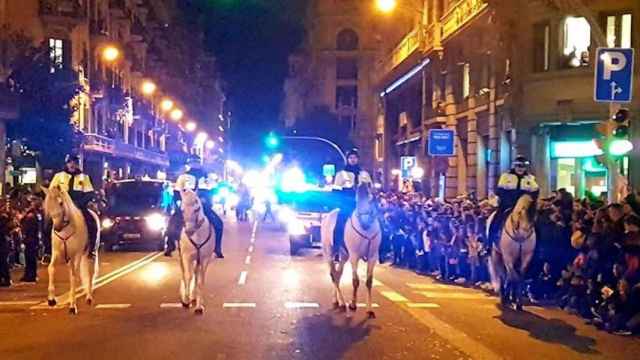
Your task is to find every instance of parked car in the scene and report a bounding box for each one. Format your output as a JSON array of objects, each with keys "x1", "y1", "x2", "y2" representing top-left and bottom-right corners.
[{"x1": 101, "y1": 179, "x2": 172, "y2": 251}]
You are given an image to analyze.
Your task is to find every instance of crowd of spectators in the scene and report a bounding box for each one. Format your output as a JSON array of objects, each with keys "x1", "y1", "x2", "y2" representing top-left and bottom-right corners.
[{"x1": 376, "y1": 188, "x2": 640, "y2": 336}]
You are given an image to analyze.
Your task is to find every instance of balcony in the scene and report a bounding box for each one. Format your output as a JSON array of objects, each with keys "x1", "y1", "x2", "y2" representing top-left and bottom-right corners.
[
  {"x1": 84, "y1": 134, "x2": 169, "y2": 167},
  {"x1": 441, "y1": 0, "x2": 489, "y2": 42},
  {"x1": 383, "y1": 27, "x2": 423, "y2": 74},
  {"x1": 39, "y1": 0, "x2": 87, "y2": 22}
]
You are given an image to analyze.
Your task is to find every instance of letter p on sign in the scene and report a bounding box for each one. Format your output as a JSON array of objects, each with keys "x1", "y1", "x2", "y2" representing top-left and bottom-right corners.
[{"x1": 602, "y1": 52, "x2": 627, "y2": 80}]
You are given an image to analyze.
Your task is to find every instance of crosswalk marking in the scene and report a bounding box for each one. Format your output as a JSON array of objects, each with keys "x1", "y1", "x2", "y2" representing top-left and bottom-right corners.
[
  {"x1": 406, "y1": 283, "x2": 453, "y2": 290},
  {"x1": 223, "y1": 302, "x2": 256, "y2": 308},
  {"x1": 285, "y1": 302, "x2": 320, "y2": 309},
  {"x1": 238, "y1": 271, "x2": 248, "y2": 285},
  {"x1": 380, "y1": 291, "x2": 409, "y2": 302},
  {"x1": 415, "y1": 291, "x2": 491, "y2": 300},
  {"x1": 95, "y1": 304, "x2": 131, "y2": 309},
  {"x1": 407, "y1": 302, "x2": 440, "y2": 309},
  {"x1": 356, "y1": 303, "x2": 380, "y2": 308}
]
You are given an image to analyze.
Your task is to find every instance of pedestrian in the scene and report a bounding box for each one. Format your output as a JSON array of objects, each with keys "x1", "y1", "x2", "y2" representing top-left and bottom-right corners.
[
  {"x1": 19, "y1": 198, "x2": 41, "y2": 282},
  {"x1": 0, "y1": 206, "x2": 12, "y2": 287}
]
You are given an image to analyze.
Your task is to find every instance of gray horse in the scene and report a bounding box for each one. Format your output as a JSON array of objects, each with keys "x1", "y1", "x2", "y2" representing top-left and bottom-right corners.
[{"x1": 488, "y1": 194, "x2": 537, "y2": 311}]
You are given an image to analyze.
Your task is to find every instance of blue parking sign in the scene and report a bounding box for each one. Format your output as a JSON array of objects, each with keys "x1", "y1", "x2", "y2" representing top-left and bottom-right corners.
[
  {"x1": 594, "y1": 48, "x2": 634, "y2": 103},
  {"x1": 428, "y1": 129, "x2": 455, "y2": 157}
]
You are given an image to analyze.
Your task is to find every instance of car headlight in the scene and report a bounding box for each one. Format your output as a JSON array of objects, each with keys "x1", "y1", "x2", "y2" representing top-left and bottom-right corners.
[
  {"x1": 101, "y1": 218, "x2": 114, "y2": 230},
  {"x1": 278, "y1": 207, "x2": 296, "y2": 223},
  {"x1": 287, "y1": 219, "x2": 306, "y2": 236},
  {"x1": 145, "y1": 213, "x2": 167, "y2": 231}
]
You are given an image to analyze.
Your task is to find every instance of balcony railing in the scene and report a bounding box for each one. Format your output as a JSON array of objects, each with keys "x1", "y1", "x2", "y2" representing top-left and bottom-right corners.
[
  {"x1": 84, "y1": 134, "x2": 169, "y2": 167},
  {"x1": 383, "y1": 27, "x2": 423, "y2": 73},
  {"x1": 39, "y1": 0, "x2": 87, "y2": 18},
  {"x1": 441, "y1": 0, "x2": 488, "y2": 41}
]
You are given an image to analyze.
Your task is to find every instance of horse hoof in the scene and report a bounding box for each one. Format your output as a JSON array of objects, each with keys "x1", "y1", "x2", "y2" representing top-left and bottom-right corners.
[
  {"x1": 515, "y1": 304, "x2": 523, "y2": 312},
  {"x1": 69, "y1": 307, "x2": 77, "y2": 315},
  {"x1": 191, "y1": 299, "x2": 197, "y2": 307},
  {"x1": 181, "y1": 301, "x2": 190, "y2": 309},
  {"x1": 194, "y1": 308, "x2": 204, "y2": 316},
  {"x1": 338, "y1": 304, "x2": 347, "y2": 313},
  {"x1": 348, "y1": 303, "x2": 357, "y2": 311},
  {"x1": 367, "y1": 311, "x2": 376, "y2": 319},
  {"x1": 86, "y1": 298, "x2": 93, "y2": 306},
  {"x1": 48, "y1": 299, "x2": 57, "y2": 307},
  {"x1": 332, "y1": 301, "x2": 340, "y2": 310}
]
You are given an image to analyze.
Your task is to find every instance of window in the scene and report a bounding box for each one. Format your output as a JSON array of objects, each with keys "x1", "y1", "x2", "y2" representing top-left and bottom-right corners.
[
  {"x1": 336, "y1": 29, "x2": 359, "y2": 51},
  {"x1": 605, "y1": 13, "x2": 633, "y2": 48},
  {"x1": 533, "y1": 22, "x2": 550, "y2": 72},
  {"x1": 562, "y1": 17, "x2": 591, "y2": 68},
  {"x1": 336, "y1": 57, "x2": 358, "y2": 80},
  {"x1": 49, "y1": 38, "x2": 64, "y2": 72},
  {"x1": 462, "y1": 63, "x2": 470, "y2": 98},
  {"x1": 335, "y1": 85, "x2": 358, "y2": 109}
]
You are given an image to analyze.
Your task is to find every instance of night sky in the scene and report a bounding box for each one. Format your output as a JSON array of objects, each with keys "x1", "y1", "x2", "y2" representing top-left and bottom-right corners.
[{"x1": 181, "y1": 0, "x2": 309, "y2": 164}]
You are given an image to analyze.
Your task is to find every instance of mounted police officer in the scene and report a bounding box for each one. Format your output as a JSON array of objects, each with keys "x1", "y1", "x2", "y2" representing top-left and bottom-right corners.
[
  {"x1": 165, "y1": 158, "x2": 224, "y2": 258},
  {"x1": 332, "y1": 149, "x2": 373, "y2": 260},
  {"x1": 48, "y1": 154, "x2": 98, "y2": 258},
  {"x1": 488, "y1": 155, "x2": 539, "y2": 246}
]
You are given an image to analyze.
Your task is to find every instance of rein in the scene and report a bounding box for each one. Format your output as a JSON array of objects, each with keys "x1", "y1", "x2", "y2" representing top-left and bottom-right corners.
[
  {"x1": 503, "y1": 212, "x2": 534, "y2": 244},
  {"x1": 349, "y1": 214, "x2": 379, "y2": 261},
  {"x1": 185, "y1": 209, "x2": 214, "y2": 266},
  {"x1": 53, "y1": 214, "x2": 74, "y2": 263}
]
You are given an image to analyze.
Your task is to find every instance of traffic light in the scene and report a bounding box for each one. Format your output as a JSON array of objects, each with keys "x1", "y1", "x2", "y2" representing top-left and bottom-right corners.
[
  {"x1": 265, "y1": 132, "x2": 280, "y2": 149},
  {"x1": 609, "y1": 108, "x2": 633, "y2": 156}
]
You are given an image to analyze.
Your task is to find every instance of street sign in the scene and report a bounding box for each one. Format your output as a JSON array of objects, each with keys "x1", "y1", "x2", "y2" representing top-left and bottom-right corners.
[
  {"x1": 594, "y1": 48, "x2": 634, "y2": 103},
  {"x1": 400, "y1": 156, "x2": 416, "y2": 179},
  {"x1": 428, "y1": 129, "x2": 455, "y2": 156}
]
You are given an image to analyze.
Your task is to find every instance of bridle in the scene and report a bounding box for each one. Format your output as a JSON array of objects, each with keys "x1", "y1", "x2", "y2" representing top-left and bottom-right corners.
[
  {"x1": 181, "y1": 203, "x2": 213, "y2": 266},
  {"x1": 52, "y1": 200, "x2": 74, "y2": 263},
  {"x1": 349, "y1": 210, "x2": 380, "y2": 261}
]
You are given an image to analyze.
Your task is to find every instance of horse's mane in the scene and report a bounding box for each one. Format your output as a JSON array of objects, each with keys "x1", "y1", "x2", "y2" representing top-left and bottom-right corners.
[
  {"x1": 44, "y1": 187, "x2": 79, "y2": 220},
  {"x1": 356, "y1": 183, "x2": 370, "y2": 204},
  {"x1": 513, "y1": 194, "x2": 535, "y2": 223}
]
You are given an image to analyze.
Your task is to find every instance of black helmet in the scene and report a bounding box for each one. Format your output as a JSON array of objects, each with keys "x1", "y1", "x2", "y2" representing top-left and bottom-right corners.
[
  {"x1": 346, "y1": 148, "x2": 360, "y2": 158},
  {"x1": 513, "y1": 155, "x2": 530, "y2": 167},
  {"x1": 65, "y1": 154, "x2": 80, "y2": 164}
]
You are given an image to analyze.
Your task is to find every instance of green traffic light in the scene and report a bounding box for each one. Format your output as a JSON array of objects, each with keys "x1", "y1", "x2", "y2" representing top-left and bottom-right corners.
[
  {"x1": 609, "y1": 139, "x2": 633, "y2": 156},
  {"x1": 265, "y1": 133, "x2": 280, "y2": 149}
]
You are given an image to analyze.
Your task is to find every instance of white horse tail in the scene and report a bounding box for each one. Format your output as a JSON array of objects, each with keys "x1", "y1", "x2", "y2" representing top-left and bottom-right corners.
[{"x1": 88, "y1": 209, "x2": 101, "y2": 280}]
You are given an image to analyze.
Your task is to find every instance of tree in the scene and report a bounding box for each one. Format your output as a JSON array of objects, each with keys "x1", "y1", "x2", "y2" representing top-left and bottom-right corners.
[{"x1": 5, "y1": 36, "x2": 82, "y2": 170}]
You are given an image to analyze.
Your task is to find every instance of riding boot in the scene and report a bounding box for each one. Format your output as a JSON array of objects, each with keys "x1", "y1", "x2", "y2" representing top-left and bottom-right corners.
[
  {"x1": 165, "y1": 212, "x2": 181, "y2": 257},
  {"x1": 204, "y1": 207, "x2": 224, "y2": 258},
  {"x1": 333, "y1": 210, "x2": 348, "y2": 262},
  {"x1": 81, "y1": 209, "x2": 98, "y2": 258}
]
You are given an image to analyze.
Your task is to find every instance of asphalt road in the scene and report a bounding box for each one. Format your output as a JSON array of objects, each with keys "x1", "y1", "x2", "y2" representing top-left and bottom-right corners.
[{"x1": 1, "y1": 216, "x2": 639, "y2": 360}]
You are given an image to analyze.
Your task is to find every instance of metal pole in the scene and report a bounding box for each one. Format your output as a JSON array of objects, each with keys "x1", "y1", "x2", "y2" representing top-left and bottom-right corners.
[{"x1": 281, "y1": 135, "x2": 347, "y2": 165}]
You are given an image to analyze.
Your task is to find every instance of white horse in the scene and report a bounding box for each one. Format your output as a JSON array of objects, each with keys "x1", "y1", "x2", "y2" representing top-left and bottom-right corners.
[
  {"x1": 488, "y1": 194, "x2": 537, "y2": 311},
  {"x1": 177, "y1": 189, "x2": 218, "y2": 315},
  {"x1": 321, "y1": 182, "x2": 381, "y2": 319},
  {"x1": 42, "y1": 186, "x2": 100, "y2": 315}
]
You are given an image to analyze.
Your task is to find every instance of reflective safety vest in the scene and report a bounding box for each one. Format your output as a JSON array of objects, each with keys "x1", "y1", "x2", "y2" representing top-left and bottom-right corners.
[
  {"x1": 175, "y1": 173, "x2": 215, "y2": 192},
  {"x1": 497, "y1": 172, "x2": 539, "y2": 192},
  {"x1": 49, "y1": 171, "x2": 94, "y2": 193},
  {"x1": 334, "y1": 170, "x2": 372, "y2": 190}
]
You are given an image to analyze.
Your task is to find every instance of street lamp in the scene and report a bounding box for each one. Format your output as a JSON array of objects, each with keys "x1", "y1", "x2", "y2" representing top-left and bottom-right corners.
[
  {"x1": 102, "y1": 45, "x2": 120, "y2": 62},
  {"x1": 185, "y1": 121, "x2": 197, "y2": 132},
  {"x1": 169, "y1": 108, "x2": 183, "y2": 121},
  {"x1": 206, "y1": 140, "x2": 215, "y2": 149},
  {"x1": 195, "y1": 132, "x2": 208, "y2": 146},
  {"x1": 160, "y1": 98, "x2": 174, "y2": 112},
  {"x1": 141, "y1": 80, "x2": 157, "y2": 96},
  {"x1": 375, "y1": 0, "x2": 397, "y2": 13}
]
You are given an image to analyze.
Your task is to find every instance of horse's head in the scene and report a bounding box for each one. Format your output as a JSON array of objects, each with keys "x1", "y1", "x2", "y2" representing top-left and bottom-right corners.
[
  {"x1": 42, "y1": 185, "x2": 73, "y2": 232},
  {"x1": 355, "y1": 183, "x2": 375, "y2": 231},
  {"x1": 514, "y1": 194, "x2": 536, "y2": 225},
  {"x1": 180, "y1": 189, "x2": 204, "y2": 237}
]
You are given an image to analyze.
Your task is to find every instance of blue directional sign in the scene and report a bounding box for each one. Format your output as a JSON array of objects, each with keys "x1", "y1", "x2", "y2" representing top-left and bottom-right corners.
[
  {"x1": 400, "y1": 156, "x2": 416, "y2": 179},
  {"x1": 594, "y1": 48, "x2": 634, "y2": 103},
  {"x1": 428, "y1": 129, "x2": 455, "y2": 157}
]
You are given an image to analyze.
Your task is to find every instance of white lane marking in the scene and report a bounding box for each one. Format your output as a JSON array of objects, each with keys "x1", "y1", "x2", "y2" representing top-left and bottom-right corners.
[
  {"x1": 415, "y1": 291, "x2": 491, "y2": 300},
  {"x1": 238, "y1": 271, "x2": 248, "y2": 285},
  {"x1": 30, "y1": 304, "x2": 66, "y2": 310},
  {"x1": 248, "y1": 245, "x2": 254, "y2": 253},
  {"x1": 0, "y1": 300, "x2": 41, "y2": 306},
  {"x1": 223, "y1": 302, "x2": 256, "y2": 308},
  {"x1": 285, "y1": 302, "x2": 320, "y2": 309},
  {"x1": 407, "y1": 303, "x2": 441, "y2": 309},
  {"x1": 160, "y1": 303, "x2": 184, "y2": 308},
  {"x1": 31, "y1": 252, "x2": 163, "y2": 309},
  {"x1": 356, "y1": 303, "x2": 380, "y2": 308},
  {"x1": 245, "y1": 256, "x2": 251, "y2": 265},
  {"x1": 95, "y1": 303, "x2": 131, "y2": 309},
  {"x1": 380, "y1": 291, "x2": 409, "y2": 302}
]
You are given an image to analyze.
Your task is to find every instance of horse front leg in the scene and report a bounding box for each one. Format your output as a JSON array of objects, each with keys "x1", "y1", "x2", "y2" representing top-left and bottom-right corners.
[
  {"x1": 68, "y1": 262, "x2": 78, "y2": 315},
  {"x1": 80, "y1": 255, "x2": 93, "y2": 306},
  {"x1": 194, "y1": 258, "x2": 210, "y2": 315},
  {"x1": 365, "y1": 259, "x2": 376, "y2": 319},
  {"x1": 329, "y1": 260, "x2": 347, "y2": 312},
  {"x1": 349, "y1": 258, "x2": 359, "y2": 311},
  {"x1": 47, "y1": 255, "x2": 57, "y2": 306},
  {"x1": 179, "y1": 254, "x2": 193, "y2": 308}
]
